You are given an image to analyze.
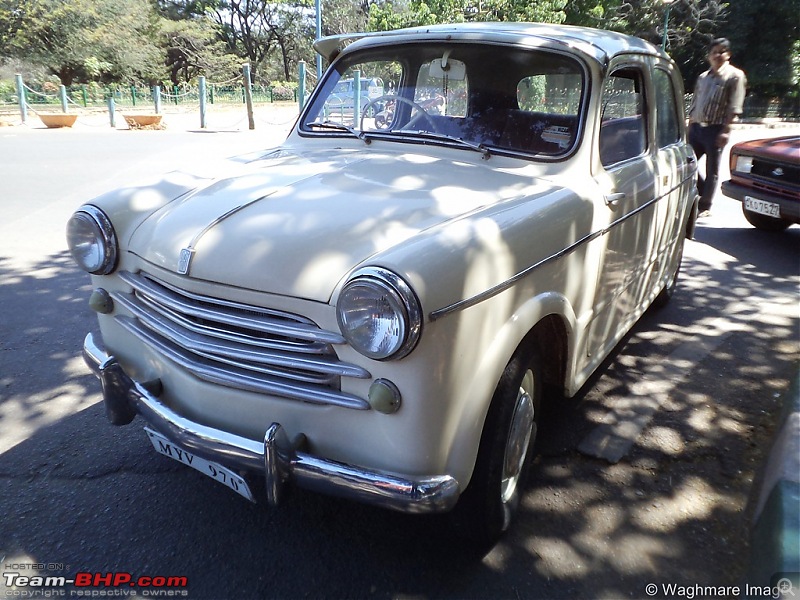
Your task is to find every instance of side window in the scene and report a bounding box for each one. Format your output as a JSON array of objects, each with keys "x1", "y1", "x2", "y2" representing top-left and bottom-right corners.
[
  {"x1": 599, "y1": 68, "x2": 648, "y2": 167},
  {"x1": 654, "y1": 69, "x2": 681, "y2": 148}
]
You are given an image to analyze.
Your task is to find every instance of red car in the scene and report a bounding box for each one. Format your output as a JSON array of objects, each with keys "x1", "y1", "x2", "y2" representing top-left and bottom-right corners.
[{"x1": 721, "y1": 135, "x2": 800, "y2": 231}]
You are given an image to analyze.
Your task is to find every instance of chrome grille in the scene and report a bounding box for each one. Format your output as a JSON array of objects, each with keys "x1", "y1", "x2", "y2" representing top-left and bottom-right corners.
[
  {"x1": 112, "y1": 271, "x2": 371, "y2": 410},
  {"x1": 751, "y1": 157, "x2": 800, "y2": 199}
]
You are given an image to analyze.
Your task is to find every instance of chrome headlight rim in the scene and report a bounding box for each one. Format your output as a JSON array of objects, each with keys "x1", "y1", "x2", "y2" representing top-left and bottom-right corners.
[
  {"x1": 66, "y1": 205, "x2": 118, "y2": 275},
  {"x1": 336, "y1": 266, "x2": 422, "y2": 361}
]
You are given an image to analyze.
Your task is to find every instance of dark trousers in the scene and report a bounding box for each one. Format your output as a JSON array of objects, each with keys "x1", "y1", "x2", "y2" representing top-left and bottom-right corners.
[{"x1": 688, "y1": 122, "x2": 724, "y2": 211}]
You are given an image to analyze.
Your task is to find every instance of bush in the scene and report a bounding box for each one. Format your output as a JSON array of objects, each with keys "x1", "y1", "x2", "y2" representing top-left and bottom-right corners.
[
  {"x1": 0, "y1": 80, "x2": 17, "y2": 104},
  {"x1": 270, "y1": 80, "x2": 297, "y2": 102}
]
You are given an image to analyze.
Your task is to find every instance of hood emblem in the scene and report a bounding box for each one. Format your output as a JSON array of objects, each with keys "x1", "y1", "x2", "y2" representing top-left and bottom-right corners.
[
  {"x1": 174, "y1": 191, "x2": 278, "y2": 276},
  {"x1": 772, "y1": 167, "x2": 784, "y2": 177},
  {"x1": 178, "y1": 248, "x2": 195, "y2": 275}
]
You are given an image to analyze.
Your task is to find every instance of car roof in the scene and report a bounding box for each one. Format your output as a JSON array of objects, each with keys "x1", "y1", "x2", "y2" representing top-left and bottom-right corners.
[{"x1": 314, "y1": 21, "x2": 665, "y2": 66}]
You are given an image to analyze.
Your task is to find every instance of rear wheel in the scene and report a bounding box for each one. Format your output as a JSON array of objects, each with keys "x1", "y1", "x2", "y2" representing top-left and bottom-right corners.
[
  {"x1": 449, "y1": 344, "x2": 542, "y2": 544},
  {"x1": 653, "y1": 236, "x2": 684, "y2": 309}
]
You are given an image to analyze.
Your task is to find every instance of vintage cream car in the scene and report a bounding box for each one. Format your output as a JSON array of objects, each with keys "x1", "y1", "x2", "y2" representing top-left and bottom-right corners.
[{"x1": 67, "y1": 22, "x2": 697, "y2": 541}]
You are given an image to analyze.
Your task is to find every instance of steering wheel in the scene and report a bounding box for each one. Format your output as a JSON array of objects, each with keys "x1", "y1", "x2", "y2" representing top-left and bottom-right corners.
[{"x1": 360, "y1": 94, "x2": 439, "y2": 133}]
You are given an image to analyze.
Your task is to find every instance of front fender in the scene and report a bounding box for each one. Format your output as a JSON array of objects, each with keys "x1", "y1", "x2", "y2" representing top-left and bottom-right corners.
[
  {"x1": 439, "y1": 289, "x2": 577, "y2": 489},
  {"x1": 83, "y1": 171, "x2": 210, "y2": 247}
]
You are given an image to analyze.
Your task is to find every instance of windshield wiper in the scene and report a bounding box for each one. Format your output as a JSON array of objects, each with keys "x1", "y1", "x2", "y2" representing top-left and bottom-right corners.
[
  {"x1": 401, "y1": 130, "x2": 492, "y2": 160},
  {"x1": 306, "y1": 121, "x2": 371, "y2": 144}
]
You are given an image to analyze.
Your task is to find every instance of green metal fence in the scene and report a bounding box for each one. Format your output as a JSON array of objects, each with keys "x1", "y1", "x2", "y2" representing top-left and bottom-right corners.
[
  {"x1": 0, "y1": 82, "x2": 299, "y2": 110},
  {"x1": 3, "y1": 72, "x2": 797, "y2": 121}
]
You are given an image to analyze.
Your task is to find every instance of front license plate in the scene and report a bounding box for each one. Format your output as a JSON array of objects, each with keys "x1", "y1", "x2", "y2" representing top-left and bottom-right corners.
[
  {"x1": 744, "y1": 196, "x2": 781, "y2": 218},
  {"x1": 144, "y1": 428, "x2": 254, "y2": 502}
]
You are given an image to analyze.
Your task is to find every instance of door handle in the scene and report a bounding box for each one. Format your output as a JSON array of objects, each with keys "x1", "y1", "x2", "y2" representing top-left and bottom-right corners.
[{"x1": 604, "y1": 192, "x2": 626, "y2": 208}]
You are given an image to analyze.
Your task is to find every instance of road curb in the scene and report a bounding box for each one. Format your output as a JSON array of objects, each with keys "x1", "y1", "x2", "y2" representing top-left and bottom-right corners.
[
  {"x1": 0, "y1": 103, "x2": 301, "y2": 134},
  {"x1": 744, "y1": 368, "x2": 800, "y2": 595},
  {"x1": 733, "y1": 119, "x2": 800, "y2": 130}
]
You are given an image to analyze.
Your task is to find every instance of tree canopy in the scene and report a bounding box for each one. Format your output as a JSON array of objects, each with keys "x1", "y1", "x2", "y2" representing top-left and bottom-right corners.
[
  {"x1": 1, "y1": 0, "x2": 798, "y2": 102},
  {"x1": 724, "y1": 0, "x2": 800, "y2": 96},
  {"x1": 2, "y1": 0, "x2": 164, "y2": 84},
  {"x1": 368, "y1": 0, "x2": 567, "y2": 30}
]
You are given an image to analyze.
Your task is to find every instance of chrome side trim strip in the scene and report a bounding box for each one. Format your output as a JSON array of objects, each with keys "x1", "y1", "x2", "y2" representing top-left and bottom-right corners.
[
  {"x1": 83, "y1": 332, "x2": 460, "y2": 514},
  {"x1": 429, "y1": 227, "x2": 604, "y2": 321},
  {"x1": 429, "y1": 186, "x2": 688, "y2": 321}
]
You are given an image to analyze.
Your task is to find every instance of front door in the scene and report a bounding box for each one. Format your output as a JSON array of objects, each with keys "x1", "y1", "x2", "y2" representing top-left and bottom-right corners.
[{"x1": 589, "y1": 62, "x2": 657, "y2": 359}]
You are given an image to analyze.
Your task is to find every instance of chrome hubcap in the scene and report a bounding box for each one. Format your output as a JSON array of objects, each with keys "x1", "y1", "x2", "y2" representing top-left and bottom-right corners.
[{"x1": 501, "y1": 369, "x2": 536, "y2": 503}]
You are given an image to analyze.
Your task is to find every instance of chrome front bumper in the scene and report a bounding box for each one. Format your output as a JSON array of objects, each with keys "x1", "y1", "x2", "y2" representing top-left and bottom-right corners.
[{"x1": 82, "y1": 332, "x2": 460, "y2": 514}]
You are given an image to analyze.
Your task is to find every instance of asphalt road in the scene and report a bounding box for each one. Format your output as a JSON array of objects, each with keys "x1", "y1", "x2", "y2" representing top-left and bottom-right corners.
[{"x1": 1, "y1": 112, "x2": 798, "y2": 600}]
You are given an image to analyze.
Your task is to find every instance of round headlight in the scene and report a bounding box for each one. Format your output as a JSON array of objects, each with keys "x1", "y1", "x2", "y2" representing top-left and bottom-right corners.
[
  {"x1": 66, "y1": 206, "x2": 118, "y2": 275},
  {"x1": 337, "y1": 268, "x2": 422, "y2": 360}
]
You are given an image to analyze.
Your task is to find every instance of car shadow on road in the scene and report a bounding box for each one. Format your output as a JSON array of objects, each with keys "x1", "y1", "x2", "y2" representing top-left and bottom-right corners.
[{"x1": 693, "y1": 222, "x2": 799, "y2": 274}]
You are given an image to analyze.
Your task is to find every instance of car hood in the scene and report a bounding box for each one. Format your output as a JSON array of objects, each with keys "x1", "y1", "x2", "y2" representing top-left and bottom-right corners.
[
  {"x1": 733, "y1": 136, "x2": 800, "y2": 162},
  {"x1": 129, "y1": 147, "x2": 545, "y2": 302}
]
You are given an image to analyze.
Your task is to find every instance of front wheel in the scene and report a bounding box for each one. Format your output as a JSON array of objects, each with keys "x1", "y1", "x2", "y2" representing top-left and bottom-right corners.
[
  {"x1": 742, "y1": 205, "x2": 792, "y2": 231},
  {"x1": 449, "y1": 344, "x2": 542, "y2": 544}
]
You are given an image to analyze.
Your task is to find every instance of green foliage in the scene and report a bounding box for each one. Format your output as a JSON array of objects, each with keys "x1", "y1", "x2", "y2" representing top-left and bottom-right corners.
[
  {"x1": 319, "y1": 0, "x2": 370, "y2": 36},
  {"x1": 0, "y1": 78, "x2": 17, "y2": 103},
  {"x1": 793, "y1": 40, "x2": 800, "y2": 89},
  {"x1": 3, "y1": 0, "x2": 166, "y2": 85},
  {"x1": 270, "y1": 80, "x2": 298, "y2": 101},
  {"x1": 517, "y1": 75, "x2": 547, "y2": 110},
  {"x1": 209, "y1": 0, "x2": 309, "y2": 80},
  {"x1": 162, "y1": 17, "x2": 241, "y2": 84},
  {"x1": 724, "y1": 0, "x2": 800, "y2": 97},
  {"x1": 1, "y1": 0, "x2": 797, "y2": 106},
  {"x1": 564, "y1": 0, "x2": 608, "y2": 26},
  {"x1": 368, "y1": 0, "x2": 566, "y2": 30}
]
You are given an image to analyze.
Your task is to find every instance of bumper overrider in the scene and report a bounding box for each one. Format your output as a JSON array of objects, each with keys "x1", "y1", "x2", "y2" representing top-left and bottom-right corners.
[{"x1": 82, "y1": 332, "x2": 460, "y2": 513}]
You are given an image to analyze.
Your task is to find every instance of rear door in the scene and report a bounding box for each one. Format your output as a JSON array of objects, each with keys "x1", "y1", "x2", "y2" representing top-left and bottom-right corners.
[{"x1": 650, "y1": 62, "x2": 694, "y2": 289}]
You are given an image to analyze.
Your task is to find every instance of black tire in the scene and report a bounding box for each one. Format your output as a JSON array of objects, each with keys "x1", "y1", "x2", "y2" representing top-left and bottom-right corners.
[
  {"x1": 742, "y1": 205, "x2": 792, "y2": 232},
  {"x1": 653, "y1": 236, "x2": 684, "y2": 309},
  {"x1": 449, "y1": 343, "x2": 542, "y2": 544},
  {"x1": 686, "y1": 197, "x2": 699, "y2": 240}
]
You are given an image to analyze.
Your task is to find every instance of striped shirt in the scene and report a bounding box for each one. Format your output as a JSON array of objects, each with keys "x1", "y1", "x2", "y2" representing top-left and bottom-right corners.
[{"x1": 689, "y1": 62, "x2": 747, "y2": 126}]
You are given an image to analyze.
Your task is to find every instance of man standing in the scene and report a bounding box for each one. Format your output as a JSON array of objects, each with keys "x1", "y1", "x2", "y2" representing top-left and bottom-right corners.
[{"x1": 688, "y1": 38, "x2": 747, "y2": 217}]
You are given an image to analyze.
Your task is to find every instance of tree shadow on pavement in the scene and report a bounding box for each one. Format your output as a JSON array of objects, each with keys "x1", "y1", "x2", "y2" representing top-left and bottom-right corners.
[{"x1": 0, "y1": 223, "x2": 797, "y2": 599}]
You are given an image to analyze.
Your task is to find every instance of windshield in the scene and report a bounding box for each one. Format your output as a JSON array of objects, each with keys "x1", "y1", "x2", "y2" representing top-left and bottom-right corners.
[{"x1": 301, "y1": 43, "x2": 586, "y2": 158}]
